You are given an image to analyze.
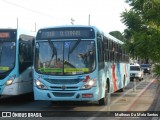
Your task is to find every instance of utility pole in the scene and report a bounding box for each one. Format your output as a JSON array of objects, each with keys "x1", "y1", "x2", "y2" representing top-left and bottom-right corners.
[
  {"x1": 35, "y1": 22, "x2": 36, "y2": 32},
  {"x1": 88, "y1": 14, "x2": 90, "y2": 26},
  {"x1": 17, "y1": 17, "x2": 19, "y2": 29}
]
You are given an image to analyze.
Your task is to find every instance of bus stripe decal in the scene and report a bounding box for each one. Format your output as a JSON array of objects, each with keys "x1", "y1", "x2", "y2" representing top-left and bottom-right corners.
[
  {"x1": 112, "y1": 64, "x2": 117, "y2": 91},
  {"x1": 125, "y1": 64, "x2": 128, "y2": 78}
]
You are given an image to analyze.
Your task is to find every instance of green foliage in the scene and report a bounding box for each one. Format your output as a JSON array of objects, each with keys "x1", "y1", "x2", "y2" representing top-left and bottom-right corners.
[
  {"x1": 143, "y1": 0, "x2": 160, "y2": 26},
  {"x1": 121, "y1": 10, "x2": 144, "y2": 31},
  {"x1": 153, "y1": 64, "x2": 160, "y2": 76},
  {"x1": 109, "y1": 31, "x2": 125, "y2": 41},
  {"x1": 121, "y1": 0, "x2": 160, "y2": 74}
]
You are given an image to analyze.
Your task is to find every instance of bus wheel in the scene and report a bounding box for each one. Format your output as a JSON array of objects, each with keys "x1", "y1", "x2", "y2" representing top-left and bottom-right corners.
[{"x1": 98, "y1": 83, "x2": 108, "y2": 105}]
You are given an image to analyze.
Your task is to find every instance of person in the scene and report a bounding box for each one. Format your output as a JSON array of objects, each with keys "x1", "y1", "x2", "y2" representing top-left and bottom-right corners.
[{"x1": 78, "y1": 50, "x2": 95, "y2": 71}]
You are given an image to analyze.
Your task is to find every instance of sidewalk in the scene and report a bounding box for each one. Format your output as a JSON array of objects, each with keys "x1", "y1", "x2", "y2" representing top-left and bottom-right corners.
[{"x1": 152, "y1": 77, "x2": 160, "y2": 120}]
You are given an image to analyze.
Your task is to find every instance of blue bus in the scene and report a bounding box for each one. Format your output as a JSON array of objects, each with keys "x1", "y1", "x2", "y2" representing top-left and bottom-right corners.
[
  {"x1": 33, "y1": 25, "x2": 130, "y2": 105},
  {"x1": 0, "y1": 28, "x2": 35, "y2": 96}
]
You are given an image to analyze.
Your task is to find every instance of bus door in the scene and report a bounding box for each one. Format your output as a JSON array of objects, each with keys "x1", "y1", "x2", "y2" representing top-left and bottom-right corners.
[{"x1": 18, "y1": 35, "x2": 34, "y2": 94}]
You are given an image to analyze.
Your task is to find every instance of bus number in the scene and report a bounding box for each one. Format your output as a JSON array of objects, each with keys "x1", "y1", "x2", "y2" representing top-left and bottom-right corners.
[{"x1": 60, "y1": 31, "x2": 81, "y2": 37}]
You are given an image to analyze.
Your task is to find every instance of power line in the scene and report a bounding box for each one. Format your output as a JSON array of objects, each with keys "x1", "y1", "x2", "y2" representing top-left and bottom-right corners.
[{"x1": 1, "y1": 0, "x2": 67, "y2": 22}]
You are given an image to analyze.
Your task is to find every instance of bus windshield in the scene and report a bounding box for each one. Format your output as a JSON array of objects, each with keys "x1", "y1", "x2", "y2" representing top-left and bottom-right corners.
[
  {"x1": 35, "y1": 40, "x2": 96, "y2": 75},
  {"x1": 0, "y1": 42, "x2": 16, "y2": 73},
  {"x1": 130, "y1": 66, "x2": 140, "y2": 71}
]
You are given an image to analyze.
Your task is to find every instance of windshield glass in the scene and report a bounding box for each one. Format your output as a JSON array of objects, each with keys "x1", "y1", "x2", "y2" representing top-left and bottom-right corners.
[
  {"x1": 0, "y1": 42, "x2": 16, "y2": 73},
  {"x1": 35, "y1": 40, "x2": 96, "y2": 75},
  {"x1": 141, "y1": 64, "x2": 150, "y2": 68},
  {"x1": 130, "y1": 66, "x2": 140, "y2": 71}
]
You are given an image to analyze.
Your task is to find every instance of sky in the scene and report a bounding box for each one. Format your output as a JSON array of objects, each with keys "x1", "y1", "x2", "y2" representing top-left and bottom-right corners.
[{"x1": 0, "y1": 0, "x2": 130, "y2": 33}]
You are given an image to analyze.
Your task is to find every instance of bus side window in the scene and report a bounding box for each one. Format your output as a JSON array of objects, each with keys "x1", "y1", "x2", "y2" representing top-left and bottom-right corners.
[
  {"x1": 103, "y1": 36, "x2": 110, "y2": 62},
  {"x1": 19, "y1": 35, "x2": 34, "y2": 74},
  {"x1": 97, "y1": 36, "x2": 104, "y2": 69},
  {"x1": 112, "y1": 42, "x2": 115, "y2": 63}
]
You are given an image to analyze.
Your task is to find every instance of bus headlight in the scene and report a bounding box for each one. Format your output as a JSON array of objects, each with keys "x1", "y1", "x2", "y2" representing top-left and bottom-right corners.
[
  {"x1": 5, "y1": 75, "x2": 16, "y2": 86},
  {"x1": 81, "y1": 79, "x2": 96, "y2": 89},
  {"x1": 35, "y1": 80, "x2": 48, "y2": 90},
  {"x1": 6, "y1": 79, "x2": 13, "y2": 86}
]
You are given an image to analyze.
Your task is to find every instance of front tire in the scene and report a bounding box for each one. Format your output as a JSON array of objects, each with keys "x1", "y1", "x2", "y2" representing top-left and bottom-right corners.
[{"x1": 98, "y1": 83, "x2": 108, "y2": 105}]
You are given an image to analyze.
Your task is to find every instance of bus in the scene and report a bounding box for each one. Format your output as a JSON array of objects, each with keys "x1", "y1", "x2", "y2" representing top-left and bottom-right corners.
[
  {"x1": 0, "y1": 28, "x2": 35, "y2": 96},
  {"x1": 33, "y1": 25, "x2": 130, "y2": 105}
]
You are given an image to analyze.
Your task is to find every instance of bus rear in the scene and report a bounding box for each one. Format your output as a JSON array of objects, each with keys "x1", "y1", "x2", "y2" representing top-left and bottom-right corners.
[{"x1": 33, "y1": 26, "x2": 104, "y2": 103}]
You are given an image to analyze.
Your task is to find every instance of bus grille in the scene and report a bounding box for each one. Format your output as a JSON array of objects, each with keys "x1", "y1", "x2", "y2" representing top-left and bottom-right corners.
[
  {"x1": 45, "y1": 78, "x2": 82, "y2": 84},
  {"x1": 50, "y1": 86, "x2": 78, "y2": 90},
  {"x1": 52, "y1": 92, "x2": 75, "y2": 97}
]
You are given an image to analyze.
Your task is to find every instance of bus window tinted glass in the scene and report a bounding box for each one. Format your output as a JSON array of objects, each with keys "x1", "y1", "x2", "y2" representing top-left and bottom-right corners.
[
  {"x1": 35, "y1": 40, "x2": 96, "y2": 75},
  {"x1": 130, "y1": 66, "x2": 140, "y2": 71},
  {"x1": 0, "y1": 42, "x2": 16, "y2": 73}
]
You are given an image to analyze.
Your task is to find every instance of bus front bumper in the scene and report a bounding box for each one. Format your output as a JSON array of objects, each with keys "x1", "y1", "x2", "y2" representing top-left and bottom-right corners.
[{"x1": 34, "y1": 87, "x2": 99, "y2": 101}]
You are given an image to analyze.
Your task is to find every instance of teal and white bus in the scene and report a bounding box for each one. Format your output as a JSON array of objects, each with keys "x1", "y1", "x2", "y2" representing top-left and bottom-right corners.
[
  {"x1": 33, "y1": 25, "x2": 130, "y2": 105},
  {"x1": 0, "y1": 28, "x2": 35, "y2": 96}
]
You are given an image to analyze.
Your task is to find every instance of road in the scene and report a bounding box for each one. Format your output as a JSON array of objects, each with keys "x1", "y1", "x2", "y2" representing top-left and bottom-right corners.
[{"x1": 0, "y1": 74, "x2": 159, "y2": 120}]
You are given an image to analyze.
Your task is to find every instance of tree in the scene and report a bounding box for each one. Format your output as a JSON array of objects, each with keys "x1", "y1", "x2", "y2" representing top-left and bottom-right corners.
[
  {"x1": 109, "y1": 31, "x2": 125, "y2": 41},
  {"x1": 121, "y1": 0, "x2": 160, "y2": 63}
]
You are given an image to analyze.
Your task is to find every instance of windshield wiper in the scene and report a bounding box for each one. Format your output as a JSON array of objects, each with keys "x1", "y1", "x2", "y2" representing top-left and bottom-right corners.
[
  {"x1": 64, "y1": 60, "x2": 76, "y2": 68},
  {"x1": 68, "y1": 39, "x2": 81, "y2": 60},
  {"x1": 48, "y1": 40, "x2": 57, "y2": 67},
  {"x1": 69, "y1": 39, "x2": 81, "y2": 54}
]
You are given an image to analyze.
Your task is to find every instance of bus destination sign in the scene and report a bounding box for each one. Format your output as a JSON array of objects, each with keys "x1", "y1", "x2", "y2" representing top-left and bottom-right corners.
[
  {"x1": 36, "y1": 27, "x2": 95, "y2": 40},
  {"x1": 0, "y1": 32, "x2": 10, "y2": 38},
  {"x1": 0, "y1": 29, "x2": 17, "y2": 40}
]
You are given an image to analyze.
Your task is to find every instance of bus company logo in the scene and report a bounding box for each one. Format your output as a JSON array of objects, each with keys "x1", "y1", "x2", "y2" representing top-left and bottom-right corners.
[
  {"x1": 2, "y1": 112, "x2": 11, "y2": 117},
  {"x1": 61, "y1": 85, "x2": 66, "y2": 90}
]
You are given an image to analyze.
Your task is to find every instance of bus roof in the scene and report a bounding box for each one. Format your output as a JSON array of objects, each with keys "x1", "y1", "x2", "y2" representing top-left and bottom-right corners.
[
  {"x1": 37, "y1": 25, "x2": 96, "y2": 30},
  {"x1": 103, "y1": 32, "x2": 124, "y2": 44}
]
